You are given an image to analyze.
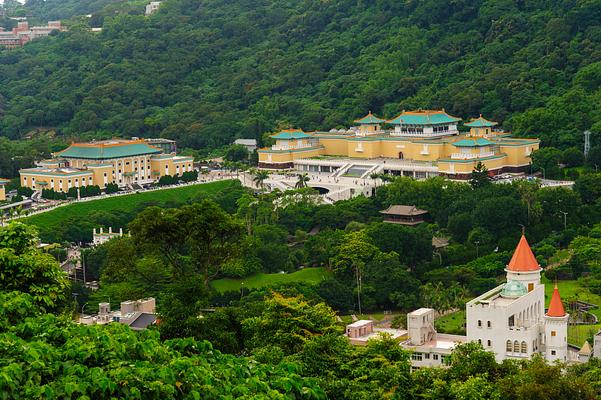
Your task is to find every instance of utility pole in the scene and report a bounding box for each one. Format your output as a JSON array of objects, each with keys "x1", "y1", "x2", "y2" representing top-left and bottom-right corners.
[{"x1": 355, "y1": 265, "x2": 362, "y2": 315}]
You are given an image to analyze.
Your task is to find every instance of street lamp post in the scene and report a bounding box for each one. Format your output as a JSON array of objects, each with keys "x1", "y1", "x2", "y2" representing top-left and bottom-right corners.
[
  {"x1": 560, "y1": 211, "x2": 568, "y2": 230},
  {"x1": 474, "y1": 241, "x2": 480, "y2": 258}
]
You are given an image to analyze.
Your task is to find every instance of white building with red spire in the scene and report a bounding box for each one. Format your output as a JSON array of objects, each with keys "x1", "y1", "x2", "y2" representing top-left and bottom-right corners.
[
  {"x1": 347, "y1": 234, "x2": 579, "y2": 368},
  {"x1": 466, "y1": 234, "x2": 570, "y2": 362}
]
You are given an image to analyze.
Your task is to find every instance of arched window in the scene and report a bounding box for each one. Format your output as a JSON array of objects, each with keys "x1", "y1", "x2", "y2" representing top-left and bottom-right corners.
[
  {"x1": 514, "y1": 340, "x2": 520, "y2": 353},
  {"x1": 478, "y1": 320, "x2": 482, "y2": 328},
  {"x1": 506, "y1": 340, "x2": 512, "y2": 352},
  {"x1": 521, "y1": 341, "x2": 527, "y2": 353}
]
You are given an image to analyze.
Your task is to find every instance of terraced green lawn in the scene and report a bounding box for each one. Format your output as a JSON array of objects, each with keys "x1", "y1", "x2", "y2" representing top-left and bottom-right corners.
[
  {"x1": 568, "y1": 323, "x2": 601, "y2": 347},
  {"x1": 211, "y1": 267, "x2": 332, "y2": 293},
  {"x1": 435, "y1": 310, "x2": 466, "y2": 335},
  {"x1": 541, "y1": 277, "x2": 601, "y2": 319},
  {"x1": 24, "y1": 180, "x2": 236, "y2": 231}
]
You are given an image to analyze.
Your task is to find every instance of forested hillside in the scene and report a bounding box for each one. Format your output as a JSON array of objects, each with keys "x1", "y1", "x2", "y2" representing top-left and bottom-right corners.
[
  {"x1": 1, "y1": 0, "x2": 601, "y2": 150},
  {"x1": 23, "y1": 0, "x2": 147, "y2": 21}
]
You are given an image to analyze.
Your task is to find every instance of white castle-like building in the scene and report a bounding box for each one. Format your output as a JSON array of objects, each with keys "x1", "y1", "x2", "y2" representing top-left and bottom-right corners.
[
  {"x1": 466, "y1": 234, "x2": 569, "y2": 363},
  {"x1": 347, "y1": 234, "x2": 576, "y2": 368}
]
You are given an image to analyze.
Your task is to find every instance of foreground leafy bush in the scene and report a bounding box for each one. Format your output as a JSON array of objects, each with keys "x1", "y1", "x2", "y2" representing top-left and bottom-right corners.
[{"x1": 0, "y1": 292, "x2": 325, "y2": 399}]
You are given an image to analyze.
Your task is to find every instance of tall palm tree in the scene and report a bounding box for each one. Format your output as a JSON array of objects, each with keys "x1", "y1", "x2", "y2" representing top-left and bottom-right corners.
[
  {"x1": 253, "y1": 170, "x2": 269, "y2": 189},
  {"x1": 369, "y1": 172, "x2": 380, "y2": 188},
  {"x1": 295, "y1": 173, "x2": 310, "y2": 189}
]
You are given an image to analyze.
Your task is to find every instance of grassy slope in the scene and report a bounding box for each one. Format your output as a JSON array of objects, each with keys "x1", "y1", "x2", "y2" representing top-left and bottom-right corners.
[
  {"x1": 435, "y1": 310, "x2": 466, "y2": 335},
  {"x1": 211, "y1": 267, "x2": 332, "y2": 293},
  {"x1": 24, "y1": 180, "x2": 235, "y2": 229},
  {"x1": 541, "y1": 277, "x2": 601, "y2": 319}
]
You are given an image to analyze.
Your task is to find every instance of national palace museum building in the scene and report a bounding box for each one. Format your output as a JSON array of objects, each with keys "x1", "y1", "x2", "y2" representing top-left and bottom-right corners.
[
  {"x1": 19, "y1": 139, "x2": 194, "y2": 192},
  {"x1": 258, "y1": 110, "x2": 539, "y2": 179}
]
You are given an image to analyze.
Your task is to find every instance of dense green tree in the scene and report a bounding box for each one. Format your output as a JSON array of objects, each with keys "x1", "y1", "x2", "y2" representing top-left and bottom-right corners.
[
  {"x1": 574, "y1": 173, "x2": 601, "y2": 204},
  {"x1": 562, "y1": 147, "x2": 585, "y2": 168},
  {"x1": 530, "y1": 147, "x2": 562, "y2": 179},
  {"x1": 0, "y1": 222, "x2": 69, "y2": 308},
  {"x1": 242, "y1": 292, "x2": 339, "y2": 356},
  {"x1": 469, "y1": 161, "x2": 491, "y2": 189},
  {"x1": 224, "y1": 144, "x2": 249, "y2": 162}
]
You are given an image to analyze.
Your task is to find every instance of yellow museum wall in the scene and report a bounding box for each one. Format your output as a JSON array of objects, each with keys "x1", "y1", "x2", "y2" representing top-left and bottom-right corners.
[{"x1": 501, "y1": 144, "x2": 538, "y2": 166}]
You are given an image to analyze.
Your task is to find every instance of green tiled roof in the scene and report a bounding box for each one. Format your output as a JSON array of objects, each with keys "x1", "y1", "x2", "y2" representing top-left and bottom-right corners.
[
  {"x1": 465, "y1": 116, "x2": 497, "y2": 127},
  {"x1": 20, "y1": 169, "x2": 93, "y2": 176},
  {"x1": 354, "y1": 113, "x2": 384, "y2": 125},
  {"x1": 270, "y1": 130, "x2": 312, "y2": 139},
  {"x1": 388, "y1": 110, "x2": 461, "y2": 125},
  {"x1": 56, "y1": 142, "x2": 161, "y2": 160},
  {"x1": 453, "y1": 138, "x2": 495, "y2": 147}
]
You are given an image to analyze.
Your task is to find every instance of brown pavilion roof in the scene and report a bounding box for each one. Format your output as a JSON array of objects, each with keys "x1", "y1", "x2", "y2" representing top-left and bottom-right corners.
[{"x1": 380, "y1": 205, "x2": 428, "y2": 217}]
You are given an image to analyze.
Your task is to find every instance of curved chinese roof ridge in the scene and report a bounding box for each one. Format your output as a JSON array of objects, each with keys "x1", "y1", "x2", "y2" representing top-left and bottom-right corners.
[
  {"x1": 354, "y1": 112, "x2": 385, "y2": 125},
  {"x1": 453, "y1": 138, "x2": 495, "y2": 147},
  {"x1": 507, "y1": 235, "x2": 540, "y2": 272},
  {"x1": 500, "y1": 280, "x2": 528, "y2": 299},
  {"x1": 387, "y1": 109, "x2": 461, "y2": 125},
  {"x1": 546, "y1": 285, "x2": 566, "y2": 317},
  {"x1": 56, "y1": 139, "x2": 161, "y2": 160},
  {"x1": 0, "y1": 178, "x2": 10, "y2": 185},
  {"x1": 270, "y1": 129, "x2": 312, "y2": 139},
  {"x1": 465, "y1": 115, "x2": 498, "y2": 127}
]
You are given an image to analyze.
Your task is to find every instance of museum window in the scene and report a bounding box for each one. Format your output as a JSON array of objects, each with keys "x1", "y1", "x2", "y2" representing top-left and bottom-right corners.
[
  {"x1": 551, "y1": 350, "x2": 556, "y2": 356},
  {"x1": 514, "y1": 341, "x2": 519, "y2": 352},
  {"x1": 521, "y1": 341, "x2": 527, "y2": 353},
  {"x1": 411, "y1": 353, "x2": 423, "y2": 361},
  {"x1": 424, "y1": 353, "x2": 430, "y2": 359},
  {"x1": 432, "y1": 354, "x2": 439, "y2": 361},
  {"x1": 487, "y1": 321, "x2": 491, "y2": 328},
  {"x1": 551, "y1": 331, "x2": 556, "y2": 337},
  {"x1": 478, "y1": 320, "x2": 482, "y2": 328},
  {"x1": 506, "y1": 340, "x2": 512, "y2": 352},
  {"x1": 487, "y1": 340, "x2": 491, "y2": 347}
]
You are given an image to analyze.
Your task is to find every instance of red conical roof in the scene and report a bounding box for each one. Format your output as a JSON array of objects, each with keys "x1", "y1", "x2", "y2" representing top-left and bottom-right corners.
[
  {"x1": 507, "y1": 235, "x2": 540, "y2": 272},
  {"x1": 546, "y1": 286, "x2": 566, "y2": 317}
]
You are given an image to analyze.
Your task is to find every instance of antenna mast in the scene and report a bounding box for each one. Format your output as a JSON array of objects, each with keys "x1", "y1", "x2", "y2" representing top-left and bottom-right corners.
[{"x1": 584, "y1": 130, "x2": 591, "y2": 158}]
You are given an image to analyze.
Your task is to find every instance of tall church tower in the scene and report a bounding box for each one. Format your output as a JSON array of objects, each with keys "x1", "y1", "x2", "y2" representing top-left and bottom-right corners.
[
  {"x1": 505, "y1": 235, "x2": 542, "y2": 292},
  {"x1": 545, "y1": 285, "x2": 569, "y2": 362}
]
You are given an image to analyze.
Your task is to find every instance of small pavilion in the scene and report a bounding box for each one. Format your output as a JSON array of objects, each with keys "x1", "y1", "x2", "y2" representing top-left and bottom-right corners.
[{"x1": 380, "y1": 205, "x2": 428, "y2": 225}]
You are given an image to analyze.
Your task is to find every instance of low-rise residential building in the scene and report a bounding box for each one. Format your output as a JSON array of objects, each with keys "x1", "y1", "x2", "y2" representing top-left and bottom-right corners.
[
  {"x1": 145, "y1": 1, "x2": 161, "y2": 15},
  {"x1": 80, "y1": 298, "x2": 157, "y2": 330},
  {"x1": 0, "y1": 20, "x2": 66, "y2": 48},
  {"x1": 19, "y1": 138, "x2": 194, "y2": 192},
  {"x1": 258, "y1": 110, "x2": 539, "y2": 180},
  {"x1": 403, "y1": 308, "x2": 468, "y2": 370},
  {"x1": 594, "y1": 330, "x2": 601, "y2": 359},
  {"x1": 92, "y1": 227, "x2": 125, "y2": 246},
  {"x1": 0, "y1": 178, "x2": 9, "y2": 201},
  {"x1": 346, "y1": 320, "x2": 407, "y2": 345},
  {"x1": 234, "y1": 138, "x2": 258, "y2": 153}
]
